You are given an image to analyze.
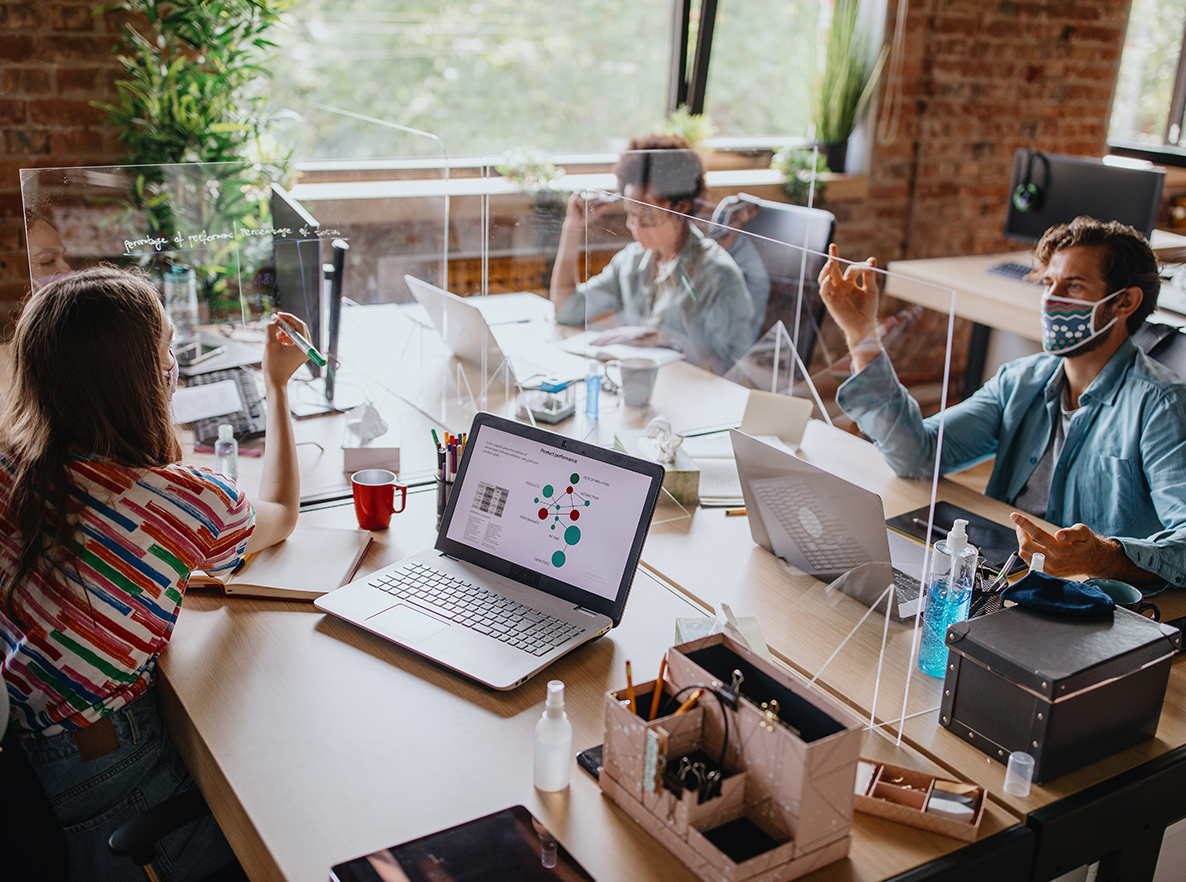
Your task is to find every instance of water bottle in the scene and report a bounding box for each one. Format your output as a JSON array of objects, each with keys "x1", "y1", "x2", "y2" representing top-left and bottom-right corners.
[
  {"x1": 214, "y1": 423, "x2": 238, "y2": 482},
  {"x1": 918, "y1": 518, "x2": 977, "y2": 678},
  {"x1": 533, "y1": 680, "x2": 573, "y2": 791},
  {"x1": 163, "y1": 264, "x2": 200, "y2": 346},
  {"x1": 584, "y1": 361, "x2": 600, "y2": 420}
]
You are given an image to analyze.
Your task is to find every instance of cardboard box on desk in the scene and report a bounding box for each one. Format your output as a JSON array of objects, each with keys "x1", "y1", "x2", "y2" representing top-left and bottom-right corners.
[
  {"x1": 614, "y1": 430, "x2": 699, "y2": 506},
  {"x1": 600, "y1": 633, "x2": 863, "y2": 882},
  {"x1": 940, "y1": 606, "x2": 1182, "y2": 784},
  {"x1": 342, "y1": 421, "x2": 400, "y2": 473}
]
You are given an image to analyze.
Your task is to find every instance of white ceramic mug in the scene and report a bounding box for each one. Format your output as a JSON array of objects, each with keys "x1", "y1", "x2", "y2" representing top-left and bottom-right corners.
[{"x1": 606, "y1": 357, "x2": 661, "y2": 408}]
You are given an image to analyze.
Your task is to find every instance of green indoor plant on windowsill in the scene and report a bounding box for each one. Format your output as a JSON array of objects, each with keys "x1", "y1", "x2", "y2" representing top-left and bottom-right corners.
[
  {"x1": 94, "y1": 0, "x2": 290, "y2": 320},
  {"x1": 813, "y1": 0, "x2": 887, "y2": 173}
]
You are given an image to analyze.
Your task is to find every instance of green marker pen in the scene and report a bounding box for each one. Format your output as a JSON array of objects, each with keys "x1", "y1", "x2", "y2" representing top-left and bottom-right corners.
[{"x1": 271, "y1": 313, "x2": 327, "y2": 367}]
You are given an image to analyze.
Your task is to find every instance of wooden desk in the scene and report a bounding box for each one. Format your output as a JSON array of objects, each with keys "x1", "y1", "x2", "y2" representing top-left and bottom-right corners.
[
  {"x1": 884, "y1": 250, "x2": 1186, "y2": 343},
  {"x1": 158, "y1": 490, "x2": 1017, "y2": 882},
  {"x1": 642, "y1": 420, "x2": 1186, "y2": 823}
]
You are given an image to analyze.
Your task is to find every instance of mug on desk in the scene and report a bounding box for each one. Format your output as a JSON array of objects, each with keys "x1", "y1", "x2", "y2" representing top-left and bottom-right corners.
[
  {"x1": 606, "y1": 357, "x2": 661, "y2": 408},
  {"x1": 351, "y1": 469, "x2": 408, "y2": 530}
]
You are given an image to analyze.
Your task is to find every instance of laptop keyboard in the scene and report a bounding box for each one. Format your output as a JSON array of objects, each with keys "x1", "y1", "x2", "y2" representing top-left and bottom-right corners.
[
  {"x1": 749, "y1": 478, "x2": 868, "y2": 572},
  {"x1": 369, "y1": 561, "x2": 584, "y2": 656},
  {"x1": 987, "y1": 261, "x2": 1041, "y2": 283},
  {"x1": 186, "y1": 367, "x2": 267, "y2": 447}
]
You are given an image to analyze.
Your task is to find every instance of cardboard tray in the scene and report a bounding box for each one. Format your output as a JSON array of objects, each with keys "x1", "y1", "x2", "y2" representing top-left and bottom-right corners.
[{"x1": 852, "y1": 760, "x2": 985, "y2": 842}]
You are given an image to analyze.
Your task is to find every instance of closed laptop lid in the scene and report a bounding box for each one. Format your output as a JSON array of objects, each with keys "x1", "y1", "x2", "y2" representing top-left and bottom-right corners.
[
  {"x1": 405, "y1": 274, "x2": 505, "y2": 367},
  {"x1": 437, "y1": 413, "x2": 666, "y2": 626}
]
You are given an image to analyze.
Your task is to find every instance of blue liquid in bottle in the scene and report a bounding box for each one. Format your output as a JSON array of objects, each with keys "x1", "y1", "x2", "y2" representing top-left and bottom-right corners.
[{"x1": 917, "y1": 519, "x2": 977, "y2": 678}]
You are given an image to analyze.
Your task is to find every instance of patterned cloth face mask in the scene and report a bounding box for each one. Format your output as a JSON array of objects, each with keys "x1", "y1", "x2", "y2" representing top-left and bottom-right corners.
[{"x1": 1040, "y1": 288, "x2": 1125, "y2": 355}]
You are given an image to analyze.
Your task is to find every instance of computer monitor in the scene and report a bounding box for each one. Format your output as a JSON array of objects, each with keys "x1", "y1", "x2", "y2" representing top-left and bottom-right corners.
[
  {"x1": 269, "y1": 185, "x2": 323, "y2": 379},
  {"x1": 1003, "y1": 150, "x2": 1165, "y2": 244}
]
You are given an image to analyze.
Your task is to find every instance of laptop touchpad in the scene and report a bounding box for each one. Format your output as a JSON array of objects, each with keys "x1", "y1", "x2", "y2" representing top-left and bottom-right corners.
[{"x1": 368, "y1": 605, "x2": 449, "y2": 643}]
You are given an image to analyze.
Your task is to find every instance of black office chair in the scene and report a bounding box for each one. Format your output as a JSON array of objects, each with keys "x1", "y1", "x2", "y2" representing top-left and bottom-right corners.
[
  {"x1": 109, "y1": 790, "x2": 249, "y2": 882},
  {"x1": 711, "y1": 193, "x2": 836, "y2": 367},
  {"x1": 1133, "y1": 320, "x2": 1186, "y2": 380},
  {"x1": 880, "y1": 826, "x2": 1036, "y2": 882},
  {"x1": 1026, "y1": 743, "x2": 1186, "y2": 882}
]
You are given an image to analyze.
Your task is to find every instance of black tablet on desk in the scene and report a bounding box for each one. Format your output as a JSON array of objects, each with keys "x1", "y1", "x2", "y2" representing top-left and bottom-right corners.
[
  {"x1": 330, "y1": 805, "x2": 595, "y2": 881},
  {"x1": 886, "y1": 501, "x2": 1026, "y2": 575}
]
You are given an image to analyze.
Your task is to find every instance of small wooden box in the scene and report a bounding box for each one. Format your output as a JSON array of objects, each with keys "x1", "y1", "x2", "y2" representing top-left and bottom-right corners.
[
  {"x1": 601, "y1": 634, "x2": 863, "y2": 882},
  {"x1": 853, "y1": 761, "x2": 986, "y2": 842}
]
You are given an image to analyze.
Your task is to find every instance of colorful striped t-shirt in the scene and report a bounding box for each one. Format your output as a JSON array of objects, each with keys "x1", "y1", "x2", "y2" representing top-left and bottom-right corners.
[{"x1": 1, "y1": 455, "x2": 255, "y2": 737}]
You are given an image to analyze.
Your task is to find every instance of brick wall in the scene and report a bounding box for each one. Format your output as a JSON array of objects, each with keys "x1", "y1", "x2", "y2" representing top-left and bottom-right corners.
[
  {"x1": 834, "y1": 0, "x2": 1131, "y2": 264},
  {"x1": 0, "y1": 2, "x2": 123, "y2": 317}
]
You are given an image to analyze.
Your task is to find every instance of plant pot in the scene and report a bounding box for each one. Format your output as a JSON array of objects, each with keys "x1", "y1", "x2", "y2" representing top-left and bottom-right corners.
[{"x1": 822, "y1": 141, "x2": 848, "y2": 175}]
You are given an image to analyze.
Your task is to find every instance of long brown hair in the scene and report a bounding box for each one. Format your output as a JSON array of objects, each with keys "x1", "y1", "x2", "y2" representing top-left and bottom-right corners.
[{"x1": 1, "y1": 266, "x2": 182, "y2": 622}]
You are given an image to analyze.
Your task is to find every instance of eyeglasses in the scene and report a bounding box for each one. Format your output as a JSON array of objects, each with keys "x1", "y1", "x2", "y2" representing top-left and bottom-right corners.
[{"x1": 624, "y1": 204, "x2": 673, "y2": 228}]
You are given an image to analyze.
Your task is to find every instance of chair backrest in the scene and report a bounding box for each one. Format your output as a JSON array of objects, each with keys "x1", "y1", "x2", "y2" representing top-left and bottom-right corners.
[
  {"x1": 882, "y1": 826, "x2": 1035, "y2": 882},
  {"x1": 1133, "y1": 320, "x2": 1186, "y2": 380},
  {"x1": 712, "y1": 194, "x2": 836, "y2": 365},
  {"x1": 1026, "y1": 743, "x2": 1186, "y2": 882}
]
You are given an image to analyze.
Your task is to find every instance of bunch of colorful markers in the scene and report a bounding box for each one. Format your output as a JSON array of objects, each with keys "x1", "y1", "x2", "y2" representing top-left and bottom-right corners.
[{"x1": 433, "y1": 430, "x2": 466, "y2": 526}]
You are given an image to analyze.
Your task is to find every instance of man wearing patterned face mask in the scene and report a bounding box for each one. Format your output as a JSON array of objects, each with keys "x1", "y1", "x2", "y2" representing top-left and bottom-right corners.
[{"x1": 818, "y1": 216, "x2": 1186, "y2": 588}]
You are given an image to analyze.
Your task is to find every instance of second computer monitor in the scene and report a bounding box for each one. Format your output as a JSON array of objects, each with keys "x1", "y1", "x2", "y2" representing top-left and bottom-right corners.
[
  {"x1": 270, "y1": 184, "x2": 323, "y2": 378},
  {"x1": 1004, "y1": 150, "x2": 1164, "y2": 244}
]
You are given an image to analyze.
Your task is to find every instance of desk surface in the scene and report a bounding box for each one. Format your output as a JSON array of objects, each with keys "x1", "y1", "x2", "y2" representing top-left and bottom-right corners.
[
  {"x1": 161, "y1": 302, "x2": 1180, "y2": 880},
  {"x1": 159, "y1": 493, "x2": 1017, "y2": 882},
  {"x1": 883, "y1": 251, "x2": 1186, "y2": 340},
  {"x1": 642, "y1": 419, "x2": 1186, "y2": 822}
]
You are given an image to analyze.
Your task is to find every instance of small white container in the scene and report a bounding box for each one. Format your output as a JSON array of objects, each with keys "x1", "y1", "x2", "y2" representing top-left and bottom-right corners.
[{"x1": 1004, "y1": 750, "x2": 1035, "y2": 797}]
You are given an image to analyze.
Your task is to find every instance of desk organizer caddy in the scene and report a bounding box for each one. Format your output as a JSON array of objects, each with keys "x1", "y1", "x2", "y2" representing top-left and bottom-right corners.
[{"x1": 600, "y1": 634, "x2": 863, "y2": 882}]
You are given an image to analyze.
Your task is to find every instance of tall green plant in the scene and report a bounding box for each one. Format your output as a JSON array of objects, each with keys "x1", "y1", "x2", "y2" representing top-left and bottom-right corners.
[
  {"x1": 98, "y1": 0, "x2": 288, "y2": 165},
  {"x1": 812, "y1": 0, "x2": 887, "y2": 145},
  {"x1": 95, "y1": 0, "x2": 290, "y2": 318}
]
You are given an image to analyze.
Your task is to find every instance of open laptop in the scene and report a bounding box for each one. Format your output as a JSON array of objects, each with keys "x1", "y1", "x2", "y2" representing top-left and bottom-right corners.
[
  {"x1": 316, "y1": 413, "x2": 665, "y2": 689},
  {"x1": 730, "y1": 430, "x2": 928, "y2": 621},
  {"x1": 404, "y1": 275, "x2": 587, "y2": 384}
]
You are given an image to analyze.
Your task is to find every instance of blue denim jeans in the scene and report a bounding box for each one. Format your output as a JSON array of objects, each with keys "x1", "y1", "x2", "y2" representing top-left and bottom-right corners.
[{"x1": 19, "y1": 687, "x2": 235, "y2": 882}]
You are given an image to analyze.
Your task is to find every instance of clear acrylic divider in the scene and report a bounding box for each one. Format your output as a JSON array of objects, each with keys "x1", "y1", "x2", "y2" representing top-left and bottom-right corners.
[
  {"x1": 566, "y1": 146, "x2": 985, "y2": 745},
  {"x1": 19, "y1": 113, "x2": 461, "y2": 492}
]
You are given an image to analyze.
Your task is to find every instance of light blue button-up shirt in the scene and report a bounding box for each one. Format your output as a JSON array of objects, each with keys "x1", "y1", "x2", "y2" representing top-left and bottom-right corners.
[{"x1": 836, "y1": 337, "x2": 1186, "y2": 586}]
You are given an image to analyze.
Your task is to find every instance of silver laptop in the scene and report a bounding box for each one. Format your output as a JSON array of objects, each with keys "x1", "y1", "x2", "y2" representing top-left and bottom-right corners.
[
  {"x1": 316, "y1": 413, "x2": 665, "y2": 689},
  {"x1": 730, "y1": 430, "x2": 928, "y2": 621},
  {"x1": 404, "y1": 275, "x2": 587, "y2": 384}
]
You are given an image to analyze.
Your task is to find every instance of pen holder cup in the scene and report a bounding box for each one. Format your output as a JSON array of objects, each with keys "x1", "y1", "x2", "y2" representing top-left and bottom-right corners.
[{"x1": 436, "y1": 477, "x2": 453, "y2": 528}]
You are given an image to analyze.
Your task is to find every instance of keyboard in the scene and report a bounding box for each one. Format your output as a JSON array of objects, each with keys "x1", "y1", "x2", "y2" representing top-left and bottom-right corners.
[
  {"x1": 369, "y1": 561, "x2": 584, "y2": 656},
  {"x1": 987, "y1": 261, "x2": 1041, "y2": 283},
  {"x1": 185, "y1": 368, "x2": 267, "y2": 447},
  {"x1": 749, "y1": 478, "x2": 868, "y2": 573}
]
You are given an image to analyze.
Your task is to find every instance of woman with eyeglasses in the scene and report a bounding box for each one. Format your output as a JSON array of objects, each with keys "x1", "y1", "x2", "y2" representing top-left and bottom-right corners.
[
  {"x1": 549, "y1": 133, "x2": 754, "y2": 376},
  {"x1": 0, "y1": 266, "x2": 309, "y2": 880}
]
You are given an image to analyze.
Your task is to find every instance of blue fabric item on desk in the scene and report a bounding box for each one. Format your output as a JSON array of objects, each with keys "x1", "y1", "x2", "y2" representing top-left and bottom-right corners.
[{"x1": 1001, "y1": 571, "x2": 1115, "y2": 617}]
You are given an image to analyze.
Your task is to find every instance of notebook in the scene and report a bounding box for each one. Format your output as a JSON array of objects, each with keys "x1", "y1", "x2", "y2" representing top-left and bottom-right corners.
[
  {"x1": 315, "y1": 412, "x2": 665, "y2": 690},
  {"x1": 404, "y1": 275, "x2": 588, "y2": 384},
  {"x1": 189, "y1": 524, "x2": 372, "y2": 601},
  {"x1": 730, "y1": 430, "x2": 928, "y2": 621}
]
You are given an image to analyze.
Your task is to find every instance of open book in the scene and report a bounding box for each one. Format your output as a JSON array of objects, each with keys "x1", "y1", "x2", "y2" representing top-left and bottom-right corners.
[{"x1": 188, "y1": 524, "x2": 373, "y2": 601}]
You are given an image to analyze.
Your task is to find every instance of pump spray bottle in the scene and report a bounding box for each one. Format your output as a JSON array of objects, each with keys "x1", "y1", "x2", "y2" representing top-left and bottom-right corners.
[
  {"x1": 534, "y1": 680, "x2": 572, "y2": 791},
  {"x1": 918, "y1": 518, "x2": 977, "y2": 678}
]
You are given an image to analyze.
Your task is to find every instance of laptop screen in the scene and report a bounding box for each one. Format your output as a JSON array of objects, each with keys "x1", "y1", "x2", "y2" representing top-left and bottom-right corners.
[{"x1": 437, "y1": 414, "x2": 665, "y2": 624}]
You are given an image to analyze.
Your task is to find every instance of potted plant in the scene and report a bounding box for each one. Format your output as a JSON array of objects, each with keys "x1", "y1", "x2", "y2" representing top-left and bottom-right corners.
[
  {"x1": 94, "y1": 0, "x2": 288, "y2": 321},
  {"x1": 771, "y1": 147, "x2": 830, "y2": 207},
  {"x1": 813, "y1": 0, "x2": 887, "y2": 173}
]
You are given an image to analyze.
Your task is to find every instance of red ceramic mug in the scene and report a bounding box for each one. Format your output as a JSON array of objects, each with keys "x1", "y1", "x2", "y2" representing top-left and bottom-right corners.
[{"x1": 351, "y1": 469, "x2": 408, "y2": 530}]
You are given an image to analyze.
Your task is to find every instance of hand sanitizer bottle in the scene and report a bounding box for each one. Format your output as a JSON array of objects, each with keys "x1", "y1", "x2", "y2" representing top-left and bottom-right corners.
[
  {"x1": 534, "y1": 680, "x2": 573, "y2": 791},
  {"x1": 918, "y1": 518, "x2": 977, "y2": 678},
  {"x1": 214, "y1": 423, "x2": 238, "y2": 482}
]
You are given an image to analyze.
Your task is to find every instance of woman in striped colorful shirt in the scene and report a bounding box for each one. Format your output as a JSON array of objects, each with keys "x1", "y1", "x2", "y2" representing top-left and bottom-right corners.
[{"x1": 1, "y1": 266, "x2": 308, "y2": 880}]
